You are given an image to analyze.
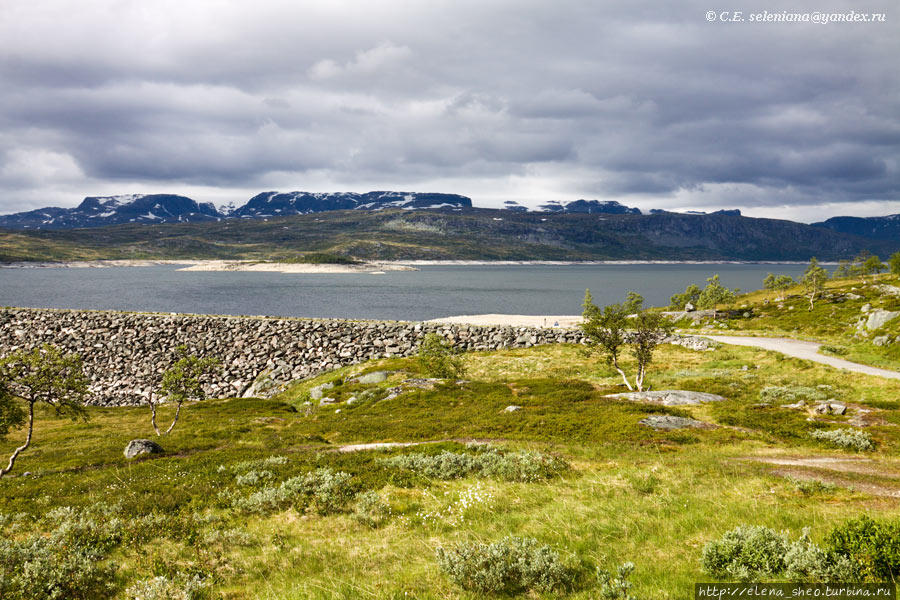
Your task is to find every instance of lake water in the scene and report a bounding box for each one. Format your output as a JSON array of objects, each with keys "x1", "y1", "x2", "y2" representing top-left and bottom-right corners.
[{"x1": 0, "y1": 263, "x2": 808, "y2": 321}]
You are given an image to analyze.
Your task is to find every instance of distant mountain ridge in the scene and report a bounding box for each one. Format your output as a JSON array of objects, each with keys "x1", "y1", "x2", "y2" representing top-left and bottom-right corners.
[
  {"x1": 0, "y1": 191, "x2": 474, "y2": 229},
  {"x1": 813, "y1": 214, "x2": 900, "y2": 240},
  {"x1": 0, "y1": 194, "x2": 221, "y2": 229}
]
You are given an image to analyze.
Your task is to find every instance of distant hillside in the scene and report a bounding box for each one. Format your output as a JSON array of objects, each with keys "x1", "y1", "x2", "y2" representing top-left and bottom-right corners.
[
  {"x1": 2, "y1": 208, "x2": 896, "y2": 262},
  {"x1": 814, "y1": 215, "x2": 900, "y2": 241}
]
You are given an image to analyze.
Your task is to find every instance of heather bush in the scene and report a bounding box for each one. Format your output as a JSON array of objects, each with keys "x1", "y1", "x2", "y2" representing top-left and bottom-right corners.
[
  {"x1": 810, "y1": 428, "x2": 874, "y2": 451},
  {"x1": 436, "y1": 536, "x2": 572, "y2": 594},
  {"x1": 382, "y1": 447, "x2": 567, "y2": 482}
]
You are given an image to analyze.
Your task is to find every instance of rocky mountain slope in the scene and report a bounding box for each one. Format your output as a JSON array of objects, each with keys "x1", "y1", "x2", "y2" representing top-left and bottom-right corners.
[
  {"x1": 814, "y1": 214, "x2": 900, "y2": 240},
  {"x1": 3, "y1": 208, "x2": 897, "y2": 262}
]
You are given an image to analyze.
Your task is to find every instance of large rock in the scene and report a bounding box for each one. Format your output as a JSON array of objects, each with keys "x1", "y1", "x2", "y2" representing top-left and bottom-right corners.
[
  {"x1": 865, "y1": 309, "x2": 900, "y2": 331},
  {"x1": 605, "y1": 390, "x2": 726, "y2": 406},
  {"x1": 639, "y1": 415, "x2": 713, "y2": 430},
  {"x1": 124, "y1": 439, "x2": 163, "y2": 459}
]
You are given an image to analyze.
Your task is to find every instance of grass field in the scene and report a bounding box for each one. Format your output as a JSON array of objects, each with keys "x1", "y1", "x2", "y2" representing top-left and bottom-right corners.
[{"x1": 2, "y1": 340, "x2": 899, "y2": 599}]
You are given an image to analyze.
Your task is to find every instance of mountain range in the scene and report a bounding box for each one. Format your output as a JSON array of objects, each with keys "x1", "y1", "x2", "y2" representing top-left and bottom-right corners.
[
  {"x1": 1, "y1": 192, "x2": 899, "y2": 263},
  {"x1": 0, "y1": 193, "x2": 664, "y2": 230}
]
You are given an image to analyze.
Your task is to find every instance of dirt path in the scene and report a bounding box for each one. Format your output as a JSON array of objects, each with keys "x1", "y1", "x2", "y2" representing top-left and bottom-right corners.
[{"x1": 704, "y1": 335, "x2": 900, "y2": 380}]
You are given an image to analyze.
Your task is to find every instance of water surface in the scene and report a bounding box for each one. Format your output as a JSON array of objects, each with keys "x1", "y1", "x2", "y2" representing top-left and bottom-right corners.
[{"x1": 0, "y1": 263, "x2": 808, "y2": 321}]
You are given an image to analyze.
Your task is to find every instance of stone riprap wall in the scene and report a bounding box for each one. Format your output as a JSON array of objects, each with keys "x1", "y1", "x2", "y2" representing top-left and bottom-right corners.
[{"x1": 0, "y1": 308, "x2": 585, "y2": 406}]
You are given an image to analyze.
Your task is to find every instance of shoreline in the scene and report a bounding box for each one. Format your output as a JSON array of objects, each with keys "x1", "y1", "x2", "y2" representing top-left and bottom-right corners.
[{"x1": 1, "y1": 258, "x2": 828, "y2": 270}]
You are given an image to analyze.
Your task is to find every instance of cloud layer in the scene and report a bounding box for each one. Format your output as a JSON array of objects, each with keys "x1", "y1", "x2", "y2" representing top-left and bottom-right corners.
[{"x1": 0, "y1": 0, "x2": 897, "y2": 220}]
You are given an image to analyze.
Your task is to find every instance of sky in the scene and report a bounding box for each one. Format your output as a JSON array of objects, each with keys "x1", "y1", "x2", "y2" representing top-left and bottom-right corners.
[{"x1": 0, "y1": 0, "x2": 897, "y2": 222}]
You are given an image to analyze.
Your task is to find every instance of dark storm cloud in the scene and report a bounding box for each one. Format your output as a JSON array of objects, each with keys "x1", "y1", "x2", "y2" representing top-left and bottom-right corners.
[{"x1": 0, "y1": 0, "x2": 897, "y2": 218}]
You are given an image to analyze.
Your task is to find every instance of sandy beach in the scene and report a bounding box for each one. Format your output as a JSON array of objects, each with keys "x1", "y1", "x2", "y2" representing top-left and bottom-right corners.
[
  {"x1": 426, "y1": 314, "x2": 583, "y2": 328},
  {"x1": 176, "y1": 260, "x2": 416, "y2": 274}
]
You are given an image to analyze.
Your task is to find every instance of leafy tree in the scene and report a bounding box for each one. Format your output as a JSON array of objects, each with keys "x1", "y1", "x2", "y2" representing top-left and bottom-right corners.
[
  {"x1": 669, "y1": 284, "x2": 701, "y2": 310},
  {"x1": 149, "y1": 346, "x2": 219, "y2": 436},
  {"x1": 763, "y1": 273, "x2": 795, "y2": 291},
  {"x1": 861, "y1": 254, "x2": 886, "y2": 277},
  {"x1": 416, "y1": 333, "x2": 466, "y2": 379},
  {"x1": 833, "y1": 260, "x2": 852, "y2": 279},
  {"x1": 890, "y1": 252, "x2": 900, "y2": 276},
  {"x1": 697, "y1": 274, "x2": 738, "y2": 310},
  {"x1": 582, "y1": 290, "x2": 672, "y2": 391},
  {"x1": 623, "y1": 291, "x2": 644, "y2": 314},
  {"x1": 0, "y1": 345, "x2": 89, "y2": 478},
  {"x1": 801, "y1": 257, "x2": 829, "y2": 311}
]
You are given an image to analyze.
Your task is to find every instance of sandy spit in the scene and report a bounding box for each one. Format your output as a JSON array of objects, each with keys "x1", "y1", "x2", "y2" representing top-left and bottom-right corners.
[{"x1": 1, "y1": 259, "x2": 417, "y2": 274}]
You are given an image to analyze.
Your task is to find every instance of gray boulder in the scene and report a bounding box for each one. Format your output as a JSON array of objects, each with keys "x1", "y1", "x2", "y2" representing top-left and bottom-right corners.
[
  {"x1": 873, "y1": 335, "x2": 890, "y2": 346},
  {"x1": 503, "y1": 405, "x2": 522, "y2": 413},
  {"x1": 605, "y1": 390, "x2": 726, "y2": 406},
  {"x1": 124, "y1": 439, "x2": 163, "y2": 459},
  {"x1": 639, "y1": 415, "x2": 713, "y2": 430},
  {"x1": 865, "y1": 309, "x2": 900, "y2": 331},
  {"x1": 309, "y1": 382, "x2": 335, "y2": 400},
  {"x1": 352, "y1": 370, "x2": 390, "y2": 385}
]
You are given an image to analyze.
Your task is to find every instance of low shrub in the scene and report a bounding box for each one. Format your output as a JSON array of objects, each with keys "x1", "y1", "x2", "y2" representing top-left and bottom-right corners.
[
  {"x1": 235, "y1": 470, "x2": 274, "y2": 486},
  {"x1": 758, "y1": 385, "x2": 830, "y2": 405},
  {"x1": 436, "y1": 536, "x2": 572, "y2": 594},
  {"x1": 416, "y1": 333, "x2": 466, "y2": 378},
  {"x1": 701, "y1": 525, "x2": 789, "y2": 581},
  {"x1": 353, "y1": 491, "x2": 391, "y2": 528},
  {"x1": 810, "y1": 428, "x2": 875, "y2": 451},
  {"x1": 382, "y1": 447, "x2": 568, "y2": 482},
  {"x1": 125, "y1": 572, "x2": 208, "y2": 600},
  {"x1": 0, "y1": 506, "x2": 122, "y2": 600},
  {"x1": 827, "y1": 516, "x2": 900, "y2": 581},
  {"x1": 233, "y1": 468, "x2": 355, "y2": 515},
  {"x1": 703, "y1": 525, "x2": 861, "y2": 583},
  {"x1": 596, "y1": 562, "x2": 638, "y2": 600}
]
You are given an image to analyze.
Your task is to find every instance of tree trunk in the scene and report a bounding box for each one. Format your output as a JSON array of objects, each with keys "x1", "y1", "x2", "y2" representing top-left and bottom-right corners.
[
  {"x1": 635, "y1": 363, "x2": 646, "y2": 392},
  {"x1": 808, "y1": 293, "x2": 815, "y2": 311},
  {"x1": 164, "y1": 401, "x2": 183, "y2": 436},
  {"x1": 0, "y1": 401, "x2": 34, "y2": 479},
  {"x1": 149, "y1": 393, "x2": 161, "y2": 436},
  {"x1": 612, "y1": 357, "x2": 634, "y2": 391}
]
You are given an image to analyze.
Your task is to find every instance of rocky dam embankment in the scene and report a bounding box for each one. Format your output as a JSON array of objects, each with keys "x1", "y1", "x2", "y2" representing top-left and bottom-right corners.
[{"x1": 0, "y1": 308, "x2": 590, "y2": 406}]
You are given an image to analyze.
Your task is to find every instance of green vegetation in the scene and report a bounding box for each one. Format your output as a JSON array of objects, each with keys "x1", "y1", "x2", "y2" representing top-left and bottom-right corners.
[
  {"x1": 827, "y1": 516, "x2": 900, "y2": 581},
  {"x1": 582, "y1": 290, "x2": 671, "y2": 390},
  {"x1": 416, "y1": 333, "x2": 466, "y2": 378},
  {"x1": 1, "y1": 333, "x2": 899, "y2": 597},
  {"x1": 763, "y1": 273, "x2": 795, "y2": 291},
  {"x1": 802, "y1": 257, "x2": 829, "y2": 310},
  {"x1": 0, "y1": 345, "x2": 88, "y2": 478},
  {"x1": 149, "y1": 346, "x2": 220, "y2": 436},
  {"x1": 669, "y1": 274, "x2": 738, "y2": 310},
  {"x1": 810, "y1": 428, "x2": 875, "y2": 452}
]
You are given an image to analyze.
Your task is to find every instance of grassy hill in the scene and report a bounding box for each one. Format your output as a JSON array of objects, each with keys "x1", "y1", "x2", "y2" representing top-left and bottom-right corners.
[
  {"x1": 2, "y1": 332, "x2": 900, "y2": 598},
  {"x1": 672, "y1": 272, "x2": 900, "y2": 371},
  {"x1": 3, "y1": 208, "x2": 897, "y2": 262}
]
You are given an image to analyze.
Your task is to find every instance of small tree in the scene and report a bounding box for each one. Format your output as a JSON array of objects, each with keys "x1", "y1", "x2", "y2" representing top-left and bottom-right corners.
[
  {"x1": 582, "y1": 290, "x2": 671, "y2": 391},
  {"x1": 0, "y1": 345, "x2": 89, "y2": 478},
  {"x1": 890, "y1": 252, "x2": 900, "y2": 276},
  {"x1": 669, "y1": 284, "x2": 701, "y2": 310},
  {"x1": 416, "y1": 333, "x2": 466, "y2": 379},
  {"x1": 149, "y1": 346, "x2": 219, "y2": 436},
  {"x1": 763, "y1": 273, "x2": 795, "y2": 291},
  {"x1": 802, "y1": 257, "x2": 829, "y2": 311},
  {"x1": 697, "y1": 274, "x2": 738, "y2": 311},
  {"x1": 861, "y1": 254, "x2": 886, "y2": 278},
  {"x1": 833, "y1": 260, "x2": 852, "y2": 279}
]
